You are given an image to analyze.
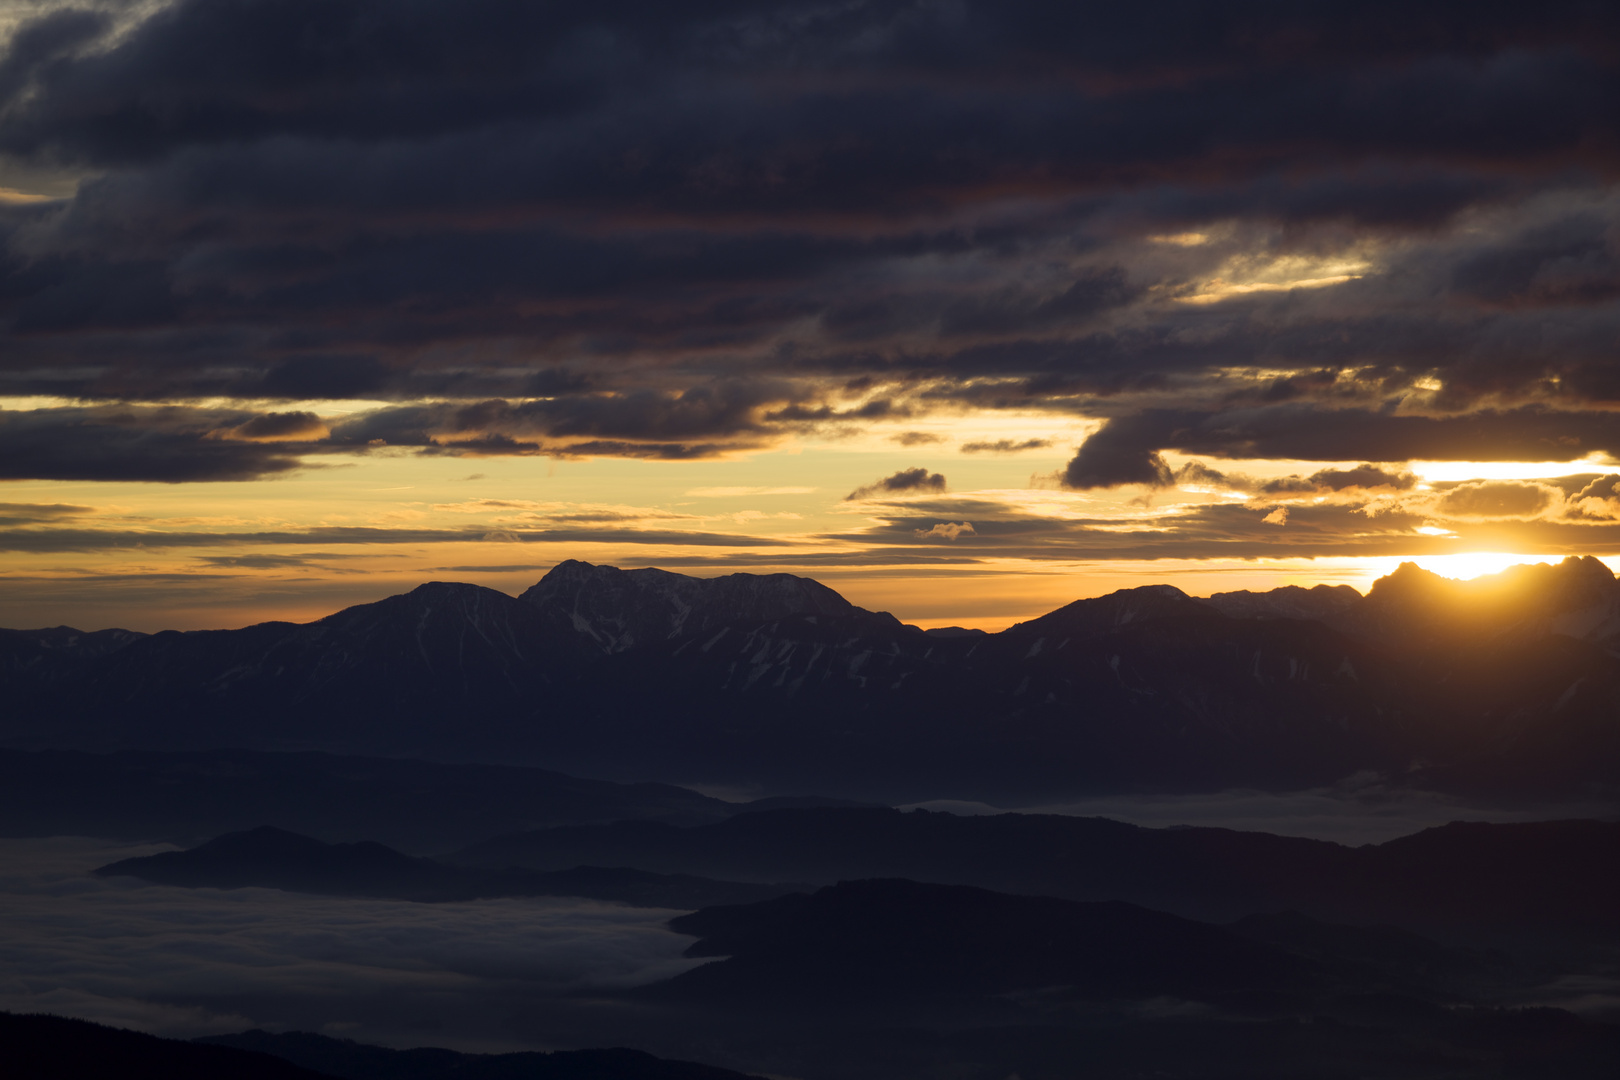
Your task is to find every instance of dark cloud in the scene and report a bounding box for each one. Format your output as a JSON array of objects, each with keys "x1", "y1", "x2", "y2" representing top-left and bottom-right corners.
[
  {"x1": 0, "y1": 501, "x2": 94, "y2": 527},
  {"x1": 825, "y1": 496, "x2": 1620, "y2": 563},
  {"x1": 194, "y1": 554, "x2": 354, "y2": 570},
  {"x1": 892, "y1": 431, "x2": 944, "y2": 446},
  {"x1": 220, "y1": 411, "x2": 328, "y2": 441},
  {"x1": 846, "y1": 467, "x2": 947, "y2": 501},
  {"x1": 959, "y1": 439, "x2": 1051, "y2": 454},
  {"x1": 1062, "y1": 407, "x2": 1620, "y2": 488},
  {"x1": 1061, "y1": 425, "x2": 1173, "y2": 490},
  {"x1": 0, "y1": 523, "x2": 793, "y2": 554},
  {"x1": 0, "y1": 0, "x2": 1614, "y2": 479},
  {"x1": 1260, "y1": 464, "x2": 1416, "y2": 494},
  {"x1": 0, "y1": 408, "x2": 305, "y2": 483}
]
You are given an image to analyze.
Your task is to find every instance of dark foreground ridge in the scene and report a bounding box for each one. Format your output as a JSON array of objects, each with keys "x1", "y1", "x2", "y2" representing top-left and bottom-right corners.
[
  {"x1": 4, "y1": 557, "x2": 1620, "y2": 800},
  {"x1": 96, "y1": 825, "x2": 806, "y2": 909},
  {"x1": 0, "y1": 1012, "x2": 328, "y2": 1080},
  {"x1": 199, "y1": 1029, "x2": 765, "y2": 1080},
  {"x1": 0, "y1": 1012, "x2": 764, "y2": 1080},
  {"x1": 652, "y1": 878, "x2": 1513, "y2": 1008}
]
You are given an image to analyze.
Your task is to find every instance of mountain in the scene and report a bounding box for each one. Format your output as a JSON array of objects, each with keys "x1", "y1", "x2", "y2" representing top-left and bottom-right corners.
[
  {"x1": 519, "y1": 560, "x2": 875, "y2": 653},
  {"x1": 199, "y1": 1030, "x2": 765, "y2": 1080},
  {"x1": 2, "y1": 558, "x2": 1618, "y2": 800},
  {"x1": 0, "y1": 1012, "x2": 763, "y2": 1080},
  {"x1": 627, "y1": 881, "x2": 1619, "y2": 1080},
  {"x1": 1209, "y1": 556, "x2": 1620, "y2": 651},
  {"x1": 0, "y1": 748, "x2": 744, "y2": 852},
  {"x1": 0, "y1": 1011, "x2": 330, "y2": 1080},
  {"x1": 656, "y1": 878, "x2": 1315, "y2": 1004},
  {"x1": 447, "y1": 808, "x2": 1620, "y2": 944},
  {"x1": 1202, "y1": 583, "x2": 1364, "y2": 623},
  {"x1": 96, "y1": 826, "x2": 806, "y2": 909}
]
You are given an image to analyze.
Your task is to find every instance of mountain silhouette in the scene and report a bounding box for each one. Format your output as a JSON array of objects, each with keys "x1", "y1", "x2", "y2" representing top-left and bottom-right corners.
[
  {"x1": 655, "y1": 878, "x2": 1316, "y2": 1004},
  {"x1": 2, "y1": 558, "x2": 1618, "y2": 799},
  {"x1": 199, "y1": 1029, "x2": 765, "y2": 1080},
  {"x1": 96, "y1": 826, "x2": 805, "y2": 909},
  {"x1": 0, "y1": 1012, "x2": 763, "y2": 1080},
  {"x1": 449, "y1": 808, "x2": 1620, "y2": 943},
  {"x1": 0, "y1": 747, "x2": 764, "y2": 852}
]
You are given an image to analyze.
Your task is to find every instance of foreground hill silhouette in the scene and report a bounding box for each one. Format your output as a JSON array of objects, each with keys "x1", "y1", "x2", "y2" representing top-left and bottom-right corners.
[
  {"x1": 449, "y1": 807, "x2": 1620, "y2": 944},
  {"x1": 96, "y1": 825, "x2": 805, "y2": 908},
  {"x1": 98, "y1": 811, "x2": 1620, "y2": 947},
  {"x1": 3, "y1": 557, "x2": 1619, "y2": 800},
  {"x1": 197, "y1": 1029, "x2": 765, "y2": 1080},
  {"x1": 650, "y1": 878, "x2": 1524, "y2": 1006},
  {"x1": 0, "y1": 1012, "x2": 329, "y2": 1080},
  {"x1": 0, "y1": 1012, "x2": 763, "y2": 1080}
]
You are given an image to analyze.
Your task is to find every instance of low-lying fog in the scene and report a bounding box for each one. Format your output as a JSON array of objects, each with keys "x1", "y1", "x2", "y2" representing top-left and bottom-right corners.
[{"x1": 0, "y1": 837, "x2": 705, "y2": 1052}]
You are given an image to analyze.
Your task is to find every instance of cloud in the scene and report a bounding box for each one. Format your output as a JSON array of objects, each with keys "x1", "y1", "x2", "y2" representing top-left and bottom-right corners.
[
  {"x1": 0, "y1": 837, "x2": 702, "y2": 1047},
  {"x1": 959, "y1": 439, "x2": 1052, "y2": 454},
  {"x1": 1431, "y1": 480, "x2": 1561, "y2": 519},
  {"x1": 0, "y1": 501, "x2": 94, "y2": 526},
  {"x1": 1569, "y1": 474, "x2": 1620, "y2": 519},
  {"x1": 194, "y1": 553, "x2": 353, "y2": 570},
  {"x1": 1060, "y1": 408, "x2": 1620, "y2": 487},
  {"x1": 1260, "y1": 464, "x2": 1417, "y2": 495},
  {"x1": 0, "y1": 524, "x2": 796, "y2": 554},
  {"x1": 846, "y1": 467, "x2": 947, "y2": 501},
  {"x1": 0, "y1": 0, "x2": 1613, "y2": 497},
  {"x1": 1061, "y1": 427, "x2": 1173, "y2": 490},
  {"x1": 0, "y1": 407, "x2": 306, "y2": 483},
  {"x1": 891, "y1": 431, "x2": 944, "y2": 446},
  {"x1": 913, "y1": 521, "x2": 975, "y2": 541},
  {"x1": 216, "y1": 411, "x2": 329, "y2": 442}
]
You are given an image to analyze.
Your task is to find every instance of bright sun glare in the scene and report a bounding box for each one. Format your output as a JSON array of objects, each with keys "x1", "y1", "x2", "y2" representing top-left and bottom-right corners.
[{"x1": 1402, "y1": 552, "x2": 1565, "y2": 581}]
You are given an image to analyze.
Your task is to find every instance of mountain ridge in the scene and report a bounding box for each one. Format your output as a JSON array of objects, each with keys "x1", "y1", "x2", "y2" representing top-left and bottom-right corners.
[{"x1": 2, "y1": 557, "x2": 1617, "y2": 801}]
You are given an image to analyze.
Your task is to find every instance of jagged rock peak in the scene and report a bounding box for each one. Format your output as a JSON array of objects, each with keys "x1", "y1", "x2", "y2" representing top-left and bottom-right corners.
[
  {"x1": 1203, "y1": 583, "x2": 1365, "y2": 622},
  {"x1": 519, "y1": 560, "x2": 859, "y2": 652},
  {"x1": 1008, "y1": 583, "x2": 1205, "y2": 636}
]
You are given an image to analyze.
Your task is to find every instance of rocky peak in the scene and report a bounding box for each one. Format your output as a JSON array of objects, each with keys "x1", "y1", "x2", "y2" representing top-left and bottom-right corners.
[
  {"x1": 519, "y1": 560, "x2": 860, "y2": 653},
  {"x1": 1202, "y1": 584, "x2": 1364, "y2": 622},
  {"x1": 1008, "y1": 584, "x2": 1208, "y2": 638}
]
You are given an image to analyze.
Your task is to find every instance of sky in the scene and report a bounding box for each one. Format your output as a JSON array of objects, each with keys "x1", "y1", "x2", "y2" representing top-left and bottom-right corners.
[{"x1": 1, "y1": 0, "x2": 1618, "y2": 631}]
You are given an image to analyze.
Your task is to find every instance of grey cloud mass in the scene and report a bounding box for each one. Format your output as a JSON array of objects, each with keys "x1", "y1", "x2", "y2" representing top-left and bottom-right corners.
[
  {"x1": 846, "y1": 467, "x2": 947, "y2": 501},
  {"x1": 0, "y1": 1, "x2": 1613, "y2": 478}
]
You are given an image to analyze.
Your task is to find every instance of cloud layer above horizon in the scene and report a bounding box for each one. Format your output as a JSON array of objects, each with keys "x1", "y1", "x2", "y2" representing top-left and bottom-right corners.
[{"x1": 0, "y1": 1, "x2": 1617, "y2": 627}]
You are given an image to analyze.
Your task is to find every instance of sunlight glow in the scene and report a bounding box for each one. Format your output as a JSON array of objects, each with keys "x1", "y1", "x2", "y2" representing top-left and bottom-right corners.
[
  {"x1": 1412, "y1": 458, "x2": 1614, "y2": 482},
  {"x1": 1402, "y1": 552, "x2": 1565, "y2": 581}
]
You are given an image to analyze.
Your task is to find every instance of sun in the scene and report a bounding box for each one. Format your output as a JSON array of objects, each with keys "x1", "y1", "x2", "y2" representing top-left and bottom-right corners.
[{"x1": 1404, "y1": 552, "x2": 1563, "y2": 581}]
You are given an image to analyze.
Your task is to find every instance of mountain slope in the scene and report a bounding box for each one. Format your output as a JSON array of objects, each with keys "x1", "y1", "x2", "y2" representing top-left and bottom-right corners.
[
  {"x1": 1, "y1": 559, "x2": 1617, "y2": 799},
  {"x1": 448, "y1": 807, "x2": 1620, "y2": 942}
]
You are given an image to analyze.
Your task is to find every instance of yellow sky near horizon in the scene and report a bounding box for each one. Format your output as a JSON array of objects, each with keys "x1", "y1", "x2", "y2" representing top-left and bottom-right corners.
[{"x1": 4, "y1": 422, "x2": 1617, "y2": 633}]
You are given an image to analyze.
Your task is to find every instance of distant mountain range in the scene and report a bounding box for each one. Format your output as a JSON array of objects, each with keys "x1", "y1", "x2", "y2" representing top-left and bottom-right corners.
[
  {"x1": 4, "y1": 557, "x2": 1619, "y2": 801},
  {"x1": 0, "y1": 747, "x2": 865, "y2": 852}
]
